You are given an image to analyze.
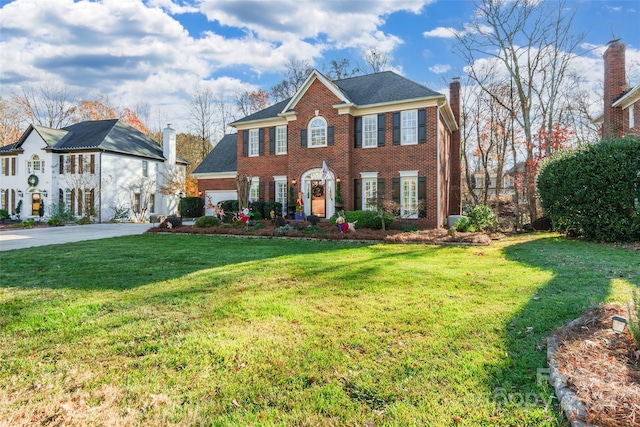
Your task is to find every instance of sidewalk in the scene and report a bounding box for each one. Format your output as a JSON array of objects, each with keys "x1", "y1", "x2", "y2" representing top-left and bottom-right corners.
[{"x1": 0, "y1": 223, "x2": 153, "y2": 251}]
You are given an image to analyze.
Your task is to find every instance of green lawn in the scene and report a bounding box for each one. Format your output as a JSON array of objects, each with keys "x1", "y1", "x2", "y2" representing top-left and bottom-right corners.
[{"x1": 0, "y1": 233, "x2": 637, "y2": 426}]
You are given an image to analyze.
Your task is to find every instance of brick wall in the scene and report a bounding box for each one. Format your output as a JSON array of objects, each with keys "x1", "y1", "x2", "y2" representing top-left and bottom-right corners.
[
  {"x1": 197, "y1": 177, "x2": 236, "y2": 194},
  {"x1": 603, "y1": 42, "x2": 627, "y2": 138}
]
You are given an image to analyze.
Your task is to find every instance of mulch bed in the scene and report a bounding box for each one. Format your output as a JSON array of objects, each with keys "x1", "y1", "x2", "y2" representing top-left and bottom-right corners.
[
  {"x1": 552, "y1": 304, "x2": 640, "y2": 427},
  {"x1": 146, "y1": 219, "x2": 494, "y2": 245}
]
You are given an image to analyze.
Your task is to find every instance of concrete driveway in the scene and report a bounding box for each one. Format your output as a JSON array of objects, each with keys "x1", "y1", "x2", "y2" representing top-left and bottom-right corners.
[{"x1": 0, "y1": 223, "x2": 153, "y2": 251}]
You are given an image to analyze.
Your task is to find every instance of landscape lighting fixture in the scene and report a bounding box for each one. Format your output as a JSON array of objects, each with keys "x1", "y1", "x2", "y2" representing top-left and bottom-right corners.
[
  {"x1": 611, "y1": 315, "x2": 628, "y2": 333},
  {"x1": 17, "y1": 190, "x2": 23, "y2": 198}
]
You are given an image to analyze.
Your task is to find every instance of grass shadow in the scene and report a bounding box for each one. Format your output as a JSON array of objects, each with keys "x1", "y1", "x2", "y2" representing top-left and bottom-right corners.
[{"x1": 492, "y1": 234, "x2": 639, "y2": 418}]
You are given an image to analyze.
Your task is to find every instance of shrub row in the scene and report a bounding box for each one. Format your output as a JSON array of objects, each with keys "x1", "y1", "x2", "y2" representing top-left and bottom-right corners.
[
  {"x1": 328, "y1": 210, "x2": 393, "y2": 230},
  {"x1": 537, "y1": 135, "x2": 640, "y2": 242}
]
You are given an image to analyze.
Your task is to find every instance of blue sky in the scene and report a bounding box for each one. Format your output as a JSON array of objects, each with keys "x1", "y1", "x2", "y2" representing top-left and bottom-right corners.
[{"x1": 1, "y1": 0, "x2": 638, "y2": 134}]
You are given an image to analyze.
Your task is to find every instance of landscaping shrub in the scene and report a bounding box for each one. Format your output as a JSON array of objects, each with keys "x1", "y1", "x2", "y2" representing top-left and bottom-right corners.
[
  {"x1": 180, "y1": 196, "x2": 204, "y2": 218},
  {"x1": 252, "y1": 211, "x2": 263, "y2": 221},
  {"x1": 194, "y1": 216, "x2": 220, "y2": 228},
  {"x1": 166, "y1": 215, "x2": 182, "y2": 228},
  {"x1": 307, "y1": 214, "x2": 321, "y2": 225},
  {"x1": 466, "y1": 204, "x2": 498, "y2": 232},
  {"x1": 0, "y1": 209, "x2": 9, "y2": 220},
  {"x1": 76, "y1": 217, "x2": 91, "y2": 225},
  {"x1": 454, "y1": 217, "x2": 475, "y2": 233},
  {"x1": 249, "y1": 200, "x2": 265, "y2": 218},
  {"x1": 329, "y1": 210, "x2": 393, "y2": 229},
  {"x1": 537, "y1": 135, "x2": 640, "y2": 242},
  {"x1": 264, "y1": 201, "x2": 283, "y2": 218}
]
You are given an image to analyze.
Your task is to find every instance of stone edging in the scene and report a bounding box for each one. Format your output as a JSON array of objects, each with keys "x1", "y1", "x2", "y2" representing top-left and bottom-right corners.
[{"x1": 547, "y1": 318, "x2": 592, "y2": 427}]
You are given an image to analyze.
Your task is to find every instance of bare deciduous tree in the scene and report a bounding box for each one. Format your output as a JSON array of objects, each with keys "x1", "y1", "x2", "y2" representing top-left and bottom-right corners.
[
  {"x1": 12, "y1": 84, "x2": 78, "y2": 129},
  {"x1": 0, "y1": 96, "x2": 22, "y2": 146},
  {"x1": 236, "y1": 173, "x2": 252, "y2": 210},
  {"x1": 187, "y1": 86, "x2": 216, "y2": 162},
  {"x1": 235, "y1": 89, "x2": 269, "y2": 117},
  {"x1": 270, "y1": 59, "x2": 313, "y2": 102},
  {"x1": 362, "y1": 48, "x2": 390, "y2": 74},
  {"x1": 323, "y1": 58, "x2": 361, "y2": 80},
  {"x1": 455, "y1": 0, "x2": 584, "y2": 222}
]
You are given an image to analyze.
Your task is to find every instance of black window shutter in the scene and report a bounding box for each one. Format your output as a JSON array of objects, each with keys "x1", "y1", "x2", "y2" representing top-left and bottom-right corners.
[
  {"x1": 269, "y1": 127, "x2": 276, "y2": 154},
  {"x1": 377, "y1": 114, "x2": 386, "y2": 147},
  {"x1": 259, "y1": 182, "x2": 265, "y2": 201},
  {"x1": 392, "y1": 177, "x2": 400, "y2": 204},
  {"x1": 377, "y1": 178, "x2": 385, "y2": 201},
  {"x1": 327, "y1": 126, "x2": 334, "y2": 145},
  {"x1": 418, "y1": 109, "x2": 427, "y2": 143},
  {"x1": 242, "y1": 131, "x2": 248, "y2": 156},
  {"x1": 418, "y1": 176, "x2": 427, "y2": 217},
  {"x1": 259, "y1": 128, "x2": 265, "y2": 155},
  {"x1": 354, "y1": 179, "x2": 362, "y2": 210},
  {"x1": 300, "y1": 129, "x2": 307, "y2": 147},
  {"x1": 354, "y1": 117, "x2": 362, "y2": 148},
  {"x1": 59, "y1": 155, "x2": 64, "y2": 174},
  {"x1": 392, "y1": 112, "x2": 400, "y2": 145},
  {"x1": 58, "y1": 189, "x2": 63, "y2": 204},
  {"x1": 269, "y1": 181, "x2": 275, "y2": 200}
]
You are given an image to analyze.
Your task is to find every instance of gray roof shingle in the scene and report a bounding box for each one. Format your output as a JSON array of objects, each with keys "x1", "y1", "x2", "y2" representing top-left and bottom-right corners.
[
  {"x1": 232, "y1": 71, "x2": 443, "y2": 125},
  {"x1": 193, "y1": 134, "x2": 237, "y2": 174}
]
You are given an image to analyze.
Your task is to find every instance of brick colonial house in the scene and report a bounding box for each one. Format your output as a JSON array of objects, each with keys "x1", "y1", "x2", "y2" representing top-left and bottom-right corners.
[
  {"x1": 594, "y1": 40, "x2": 640, "y2": 138},
  {"x1": 194, "y1": 70, "x2": 461, "y2": 228}
]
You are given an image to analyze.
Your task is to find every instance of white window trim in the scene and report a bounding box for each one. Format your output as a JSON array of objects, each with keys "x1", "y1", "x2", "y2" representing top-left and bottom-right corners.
[
  {"x1": 274, "y1": 175, "x2": 288, "y2": 209},
  {"x1": 249, "y1": 129, "x2": 259, "y2": 157},
  {"x1": 363, "y1": 115, "x2": 377, "y2": 148},
  {"x1": 249, "y1": 178, "x2": 260, "y2": 202},
  {"x1": 401, "y1": 109, "x2": 418, "y2": 146},
  {"x1": 308, "y1": 117, "x2": 327, "y2": 148},
  {"x1": 399, "y1": 170, "x2": 419, "y2": 219},
  {"x1": 276, "y1": 126, "x2": 287, "y2": 155}
]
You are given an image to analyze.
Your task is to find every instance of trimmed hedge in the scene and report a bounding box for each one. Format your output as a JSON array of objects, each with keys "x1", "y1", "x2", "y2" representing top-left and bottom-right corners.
[
  {"x1": 329, "y1": 210, "x2": 393, "y2": 230},
  {"x1": 180, "y1": 196, "x2": 204, "y2": 218},
  {"x1": 537, "y1": 135, "x2": 640, "y2": 242},
  {"x1": 194, "y1": 216, "x2": 220, "y2": 228}
]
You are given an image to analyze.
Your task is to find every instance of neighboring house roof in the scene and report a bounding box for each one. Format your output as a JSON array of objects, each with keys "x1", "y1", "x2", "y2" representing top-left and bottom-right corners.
[
  {"x1": 1, "y1": 119, "x2": 187, "y2": 163},
  {"x1": 231, "y1": 70, "x2": 445, "y2": 126},
  {"x1": 612, "y1": 82, "x2": 640, "y2": 109},
  {"x1": 192, "y1": 134, "x2": 237, "y2": 175}
]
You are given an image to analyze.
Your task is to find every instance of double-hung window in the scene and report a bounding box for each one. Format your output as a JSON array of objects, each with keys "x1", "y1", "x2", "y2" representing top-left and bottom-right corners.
[
  {"x1": 363, "y1": 115, "x2": 377, "y2": 148},
  {"x1": 276, "y1": 126, "x2": 287, "y2": 154},
  {"x1": 360, "y1": 172, "x2": 378, "y2": 211},
  {"x1": 401, "y1": 110, "x2": 418, "y2": 145},
  {"x1": 309, "y1": 117, "x2": 327, "y2": 147},
  {"x1": 249, "y1": 179, "x2": 260, "y2": 202},
  {"x1": 274, "y1": 176, "x2": 288, "y2": 210},
  {"x1": 400, "y1": 170, "x2": 418, "y2": 218},
  {"x1": 249, "y1": 129, "x2": 259, "y2": 157},
  {"x1": 27, "y1": 155, "x2": 44, "y2": 175}
]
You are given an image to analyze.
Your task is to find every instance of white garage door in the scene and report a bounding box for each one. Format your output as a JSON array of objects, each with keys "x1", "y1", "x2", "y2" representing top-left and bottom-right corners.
[{"x1": 204, "y1": 190, "x2": 237, "y2": 215}]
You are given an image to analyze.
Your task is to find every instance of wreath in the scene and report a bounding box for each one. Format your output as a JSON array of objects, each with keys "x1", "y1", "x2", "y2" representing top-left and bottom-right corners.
[
  {"x1": 312, "y1": 184, "x2": 324, "y2": 197},
  {"x1": 27, "y1": 174, "x2": 39, "y2": 187}
]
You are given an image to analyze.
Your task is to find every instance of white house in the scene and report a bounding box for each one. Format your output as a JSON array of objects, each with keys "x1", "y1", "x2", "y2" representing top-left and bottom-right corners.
[{"x1": 0, "y1": 119, "x2": 186, "y2": 222}]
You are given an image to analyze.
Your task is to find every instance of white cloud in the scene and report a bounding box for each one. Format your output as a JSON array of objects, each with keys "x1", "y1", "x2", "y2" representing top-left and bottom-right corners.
[
  {"x1": 423, "y1": 27, "x2": 460, "y2": 39},
  {"x1": 429, "y1": 64, "x2": 451, "y2": 74}
]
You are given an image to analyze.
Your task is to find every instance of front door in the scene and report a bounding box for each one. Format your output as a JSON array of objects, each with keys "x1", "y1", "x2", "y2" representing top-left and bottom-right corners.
[
  {"x1": 310, "y1": 180, "x2": 325, "y2": 217},
  {"x1": 31, "y1": 193, "x2": 41, "y2": 216}
]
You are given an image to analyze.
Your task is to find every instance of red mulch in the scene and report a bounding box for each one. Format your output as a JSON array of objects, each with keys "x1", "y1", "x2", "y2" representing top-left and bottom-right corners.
[
  {"x1": 146, "y1": 219, "x2": 494, "y2": 245},
  {"x1": 552, "y1": 304, "x2": 640, "y2": 427}
]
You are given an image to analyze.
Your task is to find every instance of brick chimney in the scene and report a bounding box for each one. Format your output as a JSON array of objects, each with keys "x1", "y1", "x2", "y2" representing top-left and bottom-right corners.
[
  {"x1": 603, "y1": 40, "x2": 627, "y2": 138},
  {"x1": 163, "y1": 124, "x2": 176, "y2": 165},
  {"x1": 448, "y1": 77, "x2": 462, "y2": 216}
]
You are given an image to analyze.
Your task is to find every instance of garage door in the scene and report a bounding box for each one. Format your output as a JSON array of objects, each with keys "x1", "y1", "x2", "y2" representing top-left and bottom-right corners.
[{"x1": 204, "y1": 190, "x2": 237, "y2": 215}]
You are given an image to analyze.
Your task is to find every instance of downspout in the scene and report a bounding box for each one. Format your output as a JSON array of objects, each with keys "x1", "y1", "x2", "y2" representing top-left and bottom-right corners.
[
  {"x1": 436, "y1": 104, "x2": 442, "y2": 228},
  {"x1": 98, "y1": 151, "x2": 102, "y2": 223}
]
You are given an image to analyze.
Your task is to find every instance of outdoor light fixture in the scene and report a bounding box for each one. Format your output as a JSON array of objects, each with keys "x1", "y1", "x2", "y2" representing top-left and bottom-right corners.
[
  {"x1": 43, "y1": 190, "x2": 48, "y2": 198},
  {"x1": 336, "y1": 178, "x2": 341, "y2": 183},
  {"x1": 612, "y1": 315, "x2": 628, "y2": 333},
  {"x1": 17, "y1": 190, "x2": 23, "y2": 198},
  {"x1": 292, "y1": 179, "x2": 297, "y2": 185}
]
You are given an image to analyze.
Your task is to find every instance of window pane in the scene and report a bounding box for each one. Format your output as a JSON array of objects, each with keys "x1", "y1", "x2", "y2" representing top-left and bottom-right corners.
[
  {"x1": 309, "y1": 118, "x2": 326, "y2": 147},
  {"x1": 249, "y1": 129, "x2": 259, "y2": 156},
  {"x1": 276, "y1": 126, "x2": 287, "y2": 154},
  {"x1": 363, "y1": 179, "x2": 377, "y2": 210},
  {"x1": 402, "y1": 178, "x2": 418, "y2": 217},
  {"x1": 401, "y1": 110, "x2": 417, "y2": 145},
  {"x1": 363, "y1": 115, "x2": 377, "y2": 148}
]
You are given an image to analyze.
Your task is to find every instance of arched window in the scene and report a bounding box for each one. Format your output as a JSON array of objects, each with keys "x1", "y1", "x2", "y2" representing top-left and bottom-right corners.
[
  {"x1": 28, "y1": 154, "x2": 44, "y2": 175},
  {"x1": 308, "y1": 117, "x2": 327, "y2": 147}
]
